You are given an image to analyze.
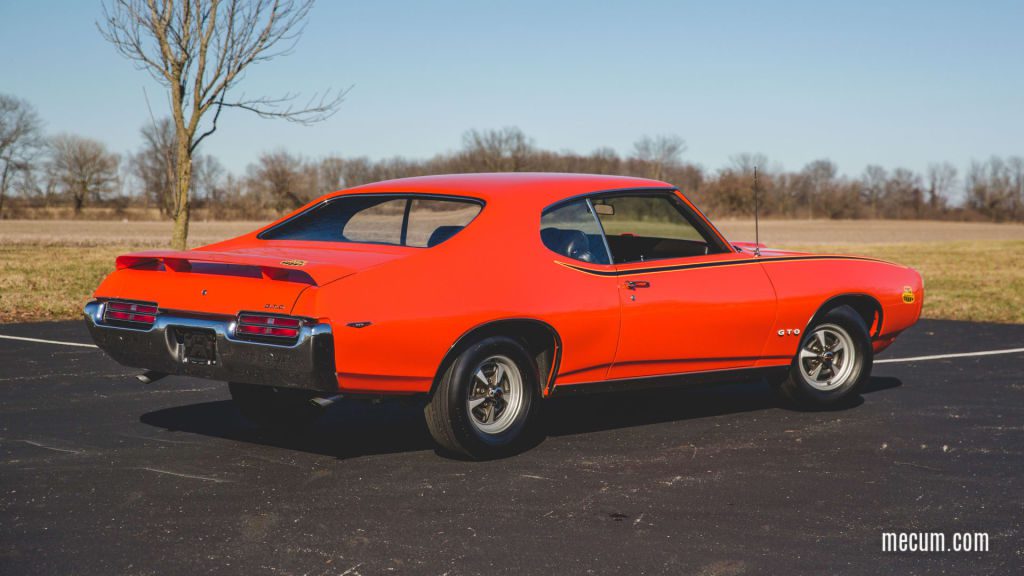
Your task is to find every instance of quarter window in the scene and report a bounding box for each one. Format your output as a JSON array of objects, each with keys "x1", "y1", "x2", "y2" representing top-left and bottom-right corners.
[
  {"x1": 405, "y1": 198, "x2": 484, "y2": 248},
  {"x1": 259, "y1": 195, "x2": 482, "y2": 247},
  {"x1": 341, "y1": 198, "x2": 405, "y2": 244},
  {"x1": 540, "y1": 200, "x2": 611, "y2": 265}
]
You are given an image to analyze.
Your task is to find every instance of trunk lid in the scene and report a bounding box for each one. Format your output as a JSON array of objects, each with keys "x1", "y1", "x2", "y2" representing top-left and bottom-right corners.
[{"x1": 101, "y1": 244, "x2": 401, "y2": 316}]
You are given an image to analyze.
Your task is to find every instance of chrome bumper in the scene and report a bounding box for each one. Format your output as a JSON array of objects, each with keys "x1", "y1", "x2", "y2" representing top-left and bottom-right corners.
[{"x1": 83, "y1": 301, "x2": 337, "y2": 392}]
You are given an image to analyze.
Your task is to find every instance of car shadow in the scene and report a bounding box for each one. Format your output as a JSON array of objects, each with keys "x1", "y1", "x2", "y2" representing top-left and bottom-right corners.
[{"x1": 140, "y1": 376, "x2": 902, "y2": 460}]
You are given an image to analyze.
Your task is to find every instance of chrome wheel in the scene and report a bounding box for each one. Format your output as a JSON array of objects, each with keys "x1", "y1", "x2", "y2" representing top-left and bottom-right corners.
[
  {"x1": 467, "y1": 355, "x2": 524, "y2": 435},
  {"x1": 798, "y1": 324, "x2": 856, "y2": 391}
]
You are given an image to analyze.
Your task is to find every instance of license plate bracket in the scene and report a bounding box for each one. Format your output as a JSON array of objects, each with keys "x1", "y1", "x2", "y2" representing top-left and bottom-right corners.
[{"x1": 179, "y1": 328, "x2": 217, "y2": 365}]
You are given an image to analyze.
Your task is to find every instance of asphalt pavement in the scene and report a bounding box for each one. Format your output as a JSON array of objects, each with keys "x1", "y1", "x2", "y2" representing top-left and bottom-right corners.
[{"x1": 0, "y1": 318, "x2": 1021, "y2": 575}]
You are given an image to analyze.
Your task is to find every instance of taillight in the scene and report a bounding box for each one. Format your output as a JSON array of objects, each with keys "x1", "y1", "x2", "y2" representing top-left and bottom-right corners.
[
  {"x1": 104, "y1": 300, "x2": 159, "y2": 327},
  {"x1": 235, "y1": 313, "x2": 302, "y2": 342}
]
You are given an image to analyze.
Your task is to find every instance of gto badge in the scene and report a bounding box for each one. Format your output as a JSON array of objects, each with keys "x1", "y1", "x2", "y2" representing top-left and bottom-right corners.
[
  {"x1": 280, "y1": 259, "x2": 306, "y2": 267},
  {"x1": 902, "y1": 286, "x2": 915, "y2": 304},
  {"x1": 264, "y1": 303, "x2": 285, "y2": 310},
  {"x1": 777, "y1": 328, "x2": 801, "y2": 337}
]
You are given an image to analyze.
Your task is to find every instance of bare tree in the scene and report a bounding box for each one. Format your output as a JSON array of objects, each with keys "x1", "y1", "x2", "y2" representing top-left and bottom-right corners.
[
  {"x1": 887, "y1": 167, "x2": 924, "y2": 219},
  {"x1": 925, "y1": 162, "x2": 957, "y2": 214},
  {"x1": 0, "y1": 94, "x2": 45, "y2": 218},
  {"x1": 99, "y1": 0, "x2": 345, "y2": 249},
  {"x1": 728, "y1": 153, "x2": 767, "y2": 175},
  {"x1": 48, "y1": 134, "x2": 120, "y2": 214},
  {"x1": 800, "y1": 159, "x2": 838, "y2": 219},
  {"x1": 586, "y1": 147, "x2": 621, "y2": 174},
  {"x1": 318, "y1": 155, "x2": 345, "y2": 190},
  {"x1": 460, "y1": 127, "x2": 534, "y2": 172},
  {"x1": 250, "y1": 149, "x2": 313, "y2": 210},
  {"x1": 632, "y1": 134, "x2": 686, "y2": 180},
  {"x1": 702, "y1": 154, "x2": 770, "y2": 217},
  {"x1": 1009, "y1": 157, "x2": 1024, "y2": 220},
  {"x1": 860, "y1": 165, "x2": 887, "y2": 218},
  {"x1": 192, "y1": 153, "x2": 225, "y2": 203},
  {"x1": 966, "y1": 156, "x2": 1024, "y2": 221},
  {"x1": 130, "y1": 117, "x2": 177, "y2": 215}
]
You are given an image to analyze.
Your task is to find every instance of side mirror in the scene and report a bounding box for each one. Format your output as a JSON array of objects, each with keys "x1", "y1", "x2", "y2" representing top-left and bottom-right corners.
[{"x1": 593, "y1": 203, "x2": 615, "y2": 216}]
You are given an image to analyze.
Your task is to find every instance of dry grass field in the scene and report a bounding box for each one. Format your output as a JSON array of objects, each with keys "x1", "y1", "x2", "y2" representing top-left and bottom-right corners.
[{"x1": 1, "y1": 219, "x2": 1023, "y2": 324}]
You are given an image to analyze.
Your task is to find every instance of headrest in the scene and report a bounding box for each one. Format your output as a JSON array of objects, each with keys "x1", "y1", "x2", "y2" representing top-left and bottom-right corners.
[{"x1": 427, "y1": 225, "x2": 464, "y2": 247}]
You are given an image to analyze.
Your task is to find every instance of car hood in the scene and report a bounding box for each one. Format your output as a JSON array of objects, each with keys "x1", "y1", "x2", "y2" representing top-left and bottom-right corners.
[{"x1": 731, "y1": 242, "x2": 809, "y2": 258}]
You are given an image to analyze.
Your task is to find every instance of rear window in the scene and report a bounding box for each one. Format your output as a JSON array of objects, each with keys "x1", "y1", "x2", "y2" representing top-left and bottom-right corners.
[{"x1": 258, "y1": 195, "x2": 483, "y2": 247}]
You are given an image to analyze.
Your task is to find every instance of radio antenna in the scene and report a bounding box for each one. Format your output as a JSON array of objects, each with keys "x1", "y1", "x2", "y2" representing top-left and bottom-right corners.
[{"x1": 753, "y1": 166, "x2": 762, "y2": 257}]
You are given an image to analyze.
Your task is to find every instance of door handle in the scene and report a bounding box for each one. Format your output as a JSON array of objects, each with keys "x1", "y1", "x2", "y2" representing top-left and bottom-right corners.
[{"x1": 625, "y1": 280, "x2": 650, "y2": 290}]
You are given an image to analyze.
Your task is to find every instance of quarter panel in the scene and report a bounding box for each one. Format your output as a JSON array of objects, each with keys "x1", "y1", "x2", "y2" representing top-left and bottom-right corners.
[
  {"x1": 298, "y1": 201, "x2": 622, "y2": 393},
  {"x1": 758, "y1": 258, "x2": 923, "y2": 362}
]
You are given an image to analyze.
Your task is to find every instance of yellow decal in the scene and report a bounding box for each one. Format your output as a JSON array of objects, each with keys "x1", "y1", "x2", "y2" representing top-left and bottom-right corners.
[
  {"x1": 902, "y1": 286, "x2": 915, "y2": 304},
  {"x1": 280, "y1": 259, "x2": 306, "y2": 267}
]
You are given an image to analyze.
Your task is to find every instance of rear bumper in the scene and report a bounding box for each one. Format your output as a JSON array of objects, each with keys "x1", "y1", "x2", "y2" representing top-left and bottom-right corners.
[{"x1": 83, "y1": 301, "x2": 337, "y2": 393}]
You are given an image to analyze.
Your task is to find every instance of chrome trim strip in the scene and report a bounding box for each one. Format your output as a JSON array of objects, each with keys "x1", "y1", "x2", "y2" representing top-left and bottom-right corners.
[{"x1": 83, "y1": 301, "x2": 337, "y2": 392}]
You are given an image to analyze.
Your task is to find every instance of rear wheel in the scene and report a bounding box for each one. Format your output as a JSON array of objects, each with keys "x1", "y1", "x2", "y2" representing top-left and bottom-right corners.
[
  {"x1": 229, "y1": 383, "x2": 321, "y2": 431},
  {"x1": 778, "y1": 305, "x2": 873, "y2": 407},
  {"x1": 424, "y1": 336, "x2": 540, "y2": 458}
]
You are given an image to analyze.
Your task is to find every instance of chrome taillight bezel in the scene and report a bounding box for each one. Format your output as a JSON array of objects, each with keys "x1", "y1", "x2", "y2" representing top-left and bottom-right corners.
[
  {"x1": 234, "y1": 312, "x2": 304, "y2": 344},
  {"x1": 102, "y1": 300, "x2": 159, "y2": 328}
]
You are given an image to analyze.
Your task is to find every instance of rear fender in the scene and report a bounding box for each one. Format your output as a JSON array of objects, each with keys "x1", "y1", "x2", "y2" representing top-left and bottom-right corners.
[{"x1": 430, "y1": 319, "x2": 562, "y2": 398}]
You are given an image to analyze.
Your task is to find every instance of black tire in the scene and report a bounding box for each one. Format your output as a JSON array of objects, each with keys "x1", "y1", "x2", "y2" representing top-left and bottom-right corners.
[
  {"x1": 229, "y1": 383, "x2": 321, "y2": 432},
  {"x1": 778, "y1": 305, "x2": 873, "y2": 407},
  {"x1": 424, "y1": 336, "x2": 541, "y2": 458}
]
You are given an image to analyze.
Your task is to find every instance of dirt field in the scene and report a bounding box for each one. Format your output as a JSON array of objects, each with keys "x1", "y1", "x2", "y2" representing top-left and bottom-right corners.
[
  {"x1": 0, "y1": 220, "x2": 258, "y2": 248},
  {"x1": 4, "y1": 218, "x2": 1024, "y2": 247},
  {"x1": 715, "y1": 218, "x2": 1024, "y2": 244},
  {"x1": 1, "y1": 219, "x2": 1022, "y2": 323}
]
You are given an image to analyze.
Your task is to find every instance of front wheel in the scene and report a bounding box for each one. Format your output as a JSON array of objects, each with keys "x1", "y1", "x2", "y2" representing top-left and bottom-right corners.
[
  {"x1": 778, "y1": 305, "x2": 873, "y2": 407},
  {"x1": 424, "y1": 336, "x2": 541, "y2": 458}
]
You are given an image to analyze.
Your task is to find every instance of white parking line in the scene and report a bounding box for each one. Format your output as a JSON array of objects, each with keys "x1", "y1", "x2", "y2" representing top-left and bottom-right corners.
[
  {"x1": 0, "y1": 334, "x2": 98, "y2": 348},
  {"x1": 1, "y1": 332, "x2": 1022, "y2": 364},
  {"x1": 875, "y1": 347, "x2": 1024, "y2": 364},
  {"x1": 138, "y1": 467, "x2": 231, "y2": 483}
]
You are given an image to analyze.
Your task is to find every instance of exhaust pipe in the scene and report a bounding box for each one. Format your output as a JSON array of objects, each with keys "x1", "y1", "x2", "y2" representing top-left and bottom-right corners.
[
  {"x1": 136, "y1": 371, "x2": 167, "y2": 384},
  {"x1": 310, "y1": 395, "x2": 343, "y2": 408}
]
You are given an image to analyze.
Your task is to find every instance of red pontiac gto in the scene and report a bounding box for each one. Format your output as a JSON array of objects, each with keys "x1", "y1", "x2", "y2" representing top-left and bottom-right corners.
[{"x1": 85, "y1": 173, "x2": 923, "y2": 457}]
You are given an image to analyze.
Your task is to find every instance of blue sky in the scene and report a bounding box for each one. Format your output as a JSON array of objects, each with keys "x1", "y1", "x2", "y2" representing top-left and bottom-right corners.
[{"x1": 1, "y1": 1, "x2": 1021, "y2": 178}]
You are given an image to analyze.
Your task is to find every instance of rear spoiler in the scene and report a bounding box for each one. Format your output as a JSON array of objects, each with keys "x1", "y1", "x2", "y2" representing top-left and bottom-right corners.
[{"x1": 115, "y1": 250, "x2": 354, "y2": 286}]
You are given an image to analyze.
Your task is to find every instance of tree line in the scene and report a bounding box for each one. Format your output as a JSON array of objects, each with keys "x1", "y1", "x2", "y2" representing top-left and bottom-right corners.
[
  {"x1": 6, "y1": 0, "x2": 1020, "y2": 253},
  {"x1": 3, "y1": 107, "x2": 1021, "y2": 224},
  {"x1": 5, "y1": 0, "x2": 1021, "y2": 252}
]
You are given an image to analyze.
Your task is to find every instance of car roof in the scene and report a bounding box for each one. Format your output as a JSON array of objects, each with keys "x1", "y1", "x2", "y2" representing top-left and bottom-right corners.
[{"x1": 338, "y1": 172, "x2": 675, "y2": 207}]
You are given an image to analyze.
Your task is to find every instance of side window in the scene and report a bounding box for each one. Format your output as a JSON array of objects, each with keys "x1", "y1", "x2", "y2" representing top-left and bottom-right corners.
[
  {"x1": 342, "y1": 198, "x2": 406, "y2": 244},
  {"x1": 592, "y1": 194, "x2": 726, "y2": 263},
  {"x1": 259, "y1": 195, "x2": 482, "y2": 247},
  {"x1": 406, "y1": 198, "x2": 483, "y2": 247},
  {"x1": 540, "y1": 199, "x2": 611, "y2": 265}
]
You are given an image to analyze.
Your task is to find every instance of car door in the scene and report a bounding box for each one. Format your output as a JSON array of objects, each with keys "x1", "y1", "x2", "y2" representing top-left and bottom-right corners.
[
  {"x1": 593, "y1": 192, "x2": 778, "y2": 380},
  {"x1": 538, "y1": 198, "x2": 623, "y2": 387}
]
